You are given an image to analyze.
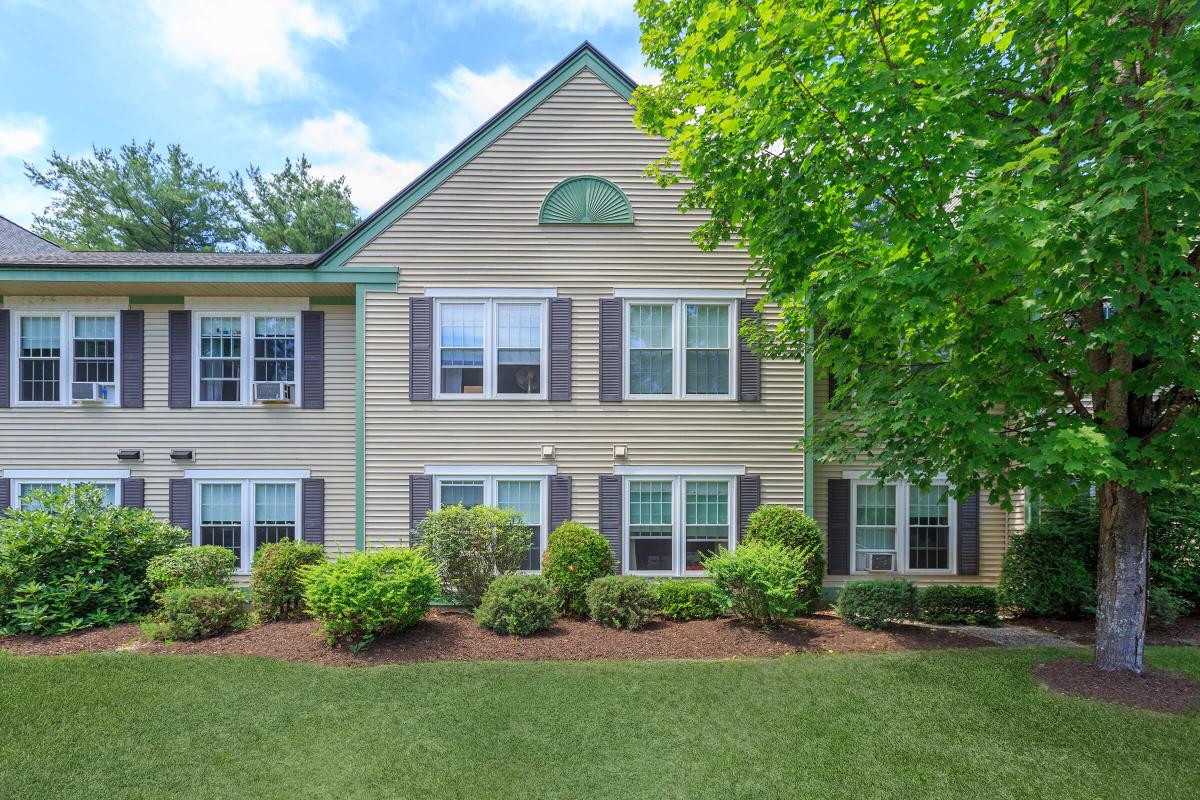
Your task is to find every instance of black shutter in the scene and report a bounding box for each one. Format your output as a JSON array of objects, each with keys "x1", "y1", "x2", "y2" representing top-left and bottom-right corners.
[
  {"x1": 409, "y1": 473, "x2": 433, "y2": 545},
  {"x1": 167, "y1": 310, "x2": 191, "y2": 408},
  {"x1": 302, "y1": 478, "x2": 325, "y2": 544},
  {"x1": 598, "y1": 298, "x2": 622, "y2": 402},
  {"x1": 169, "y1": 478, "x2": 192, "y2": 533},
  {"x1": 0, "y1": 478, "x2": 9, "y2": 511},
  {"x1": 957, "y1": 492, "x2": 980, "y2": 576},
  {"x1": 409, "y1": 297, "x2": 434, "y2": 401},
  {"x1": 827, "y1": 478, "x2": 851, "y2": 574},
  {"x1": 119, "y1": 310, "x2": 144, "y2": 408},
  {"x1": 737, "y1": 299, "x2": 761, "y2": 401},
  {"x1": 301, "y1": 310, "x2": 325, "y2": 409},
  {"x1": 549, "y1": 297, "x2": 572, "y2": 401},
  {"x1": 598, "y1": 474, "x2": 622, "y2": 570},
  {"x1": 0, "y1": 308, "x2": 9, "y2": 408},
  {"x1": 120, "y1": 478, "x2": 145, "y2": 508},
  {"x1": 736, "y1": 474, "x2": 761, "y2": 542},
  {"x1": 549, "y1": 474, "x2": 572, "y2": 530}
]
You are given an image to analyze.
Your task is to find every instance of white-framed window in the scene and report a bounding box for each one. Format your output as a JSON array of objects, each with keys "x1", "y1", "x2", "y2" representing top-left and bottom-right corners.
[
  {"x1": 193, "y1": 478, "x2": 301, "y2": 572},
  {"x1": 6, "y1": 470, "x2": 128, "y2": 510},
  {"x1": 430, "y1": 470, "x2": 548, "y2": 571},
  {"x1": 9, "y1": 311, "x2": 120, "y2": 406},
  {"x1": 624, "y1": 299, "x2": 736, "y2": 399},
  {"x1": 850, "y1": 478, "x2": 956, "y2": 574},
  {"x1": 193, "y1": 312, "x2": 300, "y2": 406},
  {"x1": 434, "y1": 298, "x2": 548, "y2": 399},
  {"x1": 623, "y1": 474, "x2": 736, "y2": 576}
]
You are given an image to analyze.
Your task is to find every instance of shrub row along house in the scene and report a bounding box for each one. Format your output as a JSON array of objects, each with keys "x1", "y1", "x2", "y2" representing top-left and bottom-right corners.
[{"x1": 0, "y1": 44, "x2": 1023, "y2": 588}]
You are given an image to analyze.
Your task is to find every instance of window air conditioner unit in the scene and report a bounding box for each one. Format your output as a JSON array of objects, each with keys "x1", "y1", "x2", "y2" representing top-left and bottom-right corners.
[
  {"x1": 253, "y1": 381, "x2": 294, "y2": 404},
  {"x1": 868, "y1": 552, "x2": 896, "y2": 572},
  {"x1": 71, "y1": 382, "x2": 113, "y2": 403}
]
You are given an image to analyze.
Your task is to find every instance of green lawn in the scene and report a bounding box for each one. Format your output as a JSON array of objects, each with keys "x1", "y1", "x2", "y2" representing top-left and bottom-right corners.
[{"x1": 1, "y1": 647, "x2": 1197, "y2": 800}]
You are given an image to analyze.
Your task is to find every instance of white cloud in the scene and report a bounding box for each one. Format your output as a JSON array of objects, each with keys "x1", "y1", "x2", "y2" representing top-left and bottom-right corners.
[
  {"x1": 283, "y1": 111, "x2": 424, "y2": 212},
  {"x1": 0, "y1": 114, "x2": 51, "y2": 225},
  {"x1": 0, "y1": 113, "x2": 48, "y2": 159},
  {"x1": 480, "y1": 0, "x2": 635, "y2": 32},
  {"x1": 146, "y1": 0, "x2": 347, "y2": 96},
  {"x1": 432, "y1": 63, "x2": 538, "y2": 146}
]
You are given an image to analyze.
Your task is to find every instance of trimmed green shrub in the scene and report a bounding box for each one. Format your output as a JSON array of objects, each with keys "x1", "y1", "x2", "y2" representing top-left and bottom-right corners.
[
  {"x1": 586, "y1": 575, "x2": 657, "y2": 630},
  {"x1": 302, "y1": 549, "x2": 438, "y2": 651},
  {"x1": 997, "y1": 502, "x2": 1097, "y2": 617},
  {"x1": 250, "y1": 539, "x2": 326, "y2": 621},
  {"x1": 150, "y1": 587, "x2": 253, "y2": 640},
  {"x1": 416, "y1": 504, "x2": 532, "y2": 608},
  {"x1": 1149, "y1": 484, "x2": 1200, "y2": 606},
  {"x1": 918, "y1": 584, "x2": 1000, "y2": 626},
  {"x1": 146, "y1": 546, "x2": 237, "y2": 605},
  {"x1": 474, "y1": 575, "x2": 557, "y2": 635},
  {"x1": 742, "y1": 505, "x2": 826, "y2": 610},
  {"x1": 542, "y1": 521, "x2": 613, "y2": 616},
  {"x1": 654, "y1": 579, "x2": 727, "y2": 621},
  {"x1": 1148, "y1": 586, "x2": 1192, "y2": 629},
  {"x1": 0, "y1": 485, "x2": 186, "y2": 635},
  {"x1": 703, "y1": 541, "x2": 821, "y2": 626},
  {"x1": 836, "y1": 579, "x2": 919, "y2": 629}
]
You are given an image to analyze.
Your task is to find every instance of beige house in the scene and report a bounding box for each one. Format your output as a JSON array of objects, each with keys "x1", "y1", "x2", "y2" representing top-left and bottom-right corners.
[{"x1": 0, "y1": 44, "x2": 1020, "y2": 586}]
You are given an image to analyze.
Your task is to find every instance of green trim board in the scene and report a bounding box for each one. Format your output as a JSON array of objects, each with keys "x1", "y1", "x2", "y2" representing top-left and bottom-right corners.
[
  {"x1": 128, "y1": 295, "x2": 185, "y2": 304},
  {"x1": 318, "y1": 42, "x2": 638, "y2": 269},
  {"x1": 0, "y1": 266, "x2": 396, "y2": 284}
]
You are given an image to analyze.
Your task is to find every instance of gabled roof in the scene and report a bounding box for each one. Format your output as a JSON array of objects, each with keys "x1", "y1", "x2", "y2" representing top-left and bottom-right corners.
[
  {"x1": 317, "y1": 41, "x2": 638, "y2": 268},
  {"x1": 0, "y1": 251, "x2": 317, "y2": 268},
  {"x1": 0, "y1": 215, "x2": 63, "y2": 254}
]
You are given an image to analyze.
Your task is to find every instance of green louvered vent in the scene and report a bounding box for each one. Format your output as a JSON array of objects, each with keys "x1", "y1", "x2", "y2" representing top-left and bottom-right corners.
[{"x1": 539, "y1": 176, "x2": 634, "y2": 225}]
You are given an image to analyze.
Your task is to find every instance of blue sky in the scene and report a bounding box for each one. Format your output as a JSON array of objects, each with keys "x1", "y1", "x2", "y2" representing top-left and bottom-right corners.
[{"x1": 0, "y1": 0, "x2": 651, "y2": 227}]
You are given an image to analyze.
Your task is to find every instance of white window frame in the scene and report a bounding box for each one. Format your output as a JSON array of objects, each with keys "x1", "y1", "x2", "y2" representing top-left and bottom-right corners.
[
  {"x1": 849, "y1": 477, "x2": 957, "y2": 576},
  {"x1": 622, "y1": 473, "x2": 738, "y2": 577},
  {"x1": 622, "y1": 298, "x2": 737, "y2": 401},
  {"x1": 192, "y1": 477, "x2": 303, "y2": 574},
  {"x1": 432, "y1": 297, "x2": 549, "y2": 400},
  {"x1": 9, "y1": 310, "x2": 121, "y2": 407},
  {"x1": 430, "y1": 470, "x2": 550, "y2": 573},
  {"x1": 5, "y1": 469, "x2": 129, "y2": 509},
  {"x1": 192, "y1": 311, "x2": 302, "y2": 407}
]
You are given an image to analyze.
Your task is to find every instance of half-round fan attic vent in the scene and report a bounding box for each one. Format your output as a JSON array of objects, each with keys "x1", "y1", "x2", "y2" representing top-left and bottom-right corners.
[{"x1": 539, "y1": 176, "x2": 634, "y2": 225}]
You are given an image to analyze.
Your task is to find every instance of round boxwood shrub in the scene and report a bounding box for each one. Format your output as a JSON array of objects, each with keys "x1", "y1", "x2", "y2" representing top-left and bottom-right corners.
[
  {"x1": 250, "y1": 539, "x2": 326, "y2": 621},
  {"x1": 742, "y1": 505, "x2": 826, "y2": 610},
  {"x1": 918, "y1": 584, "x2": 1000, "y2": 626},
  {"x1": 149, "y1": 586, "x2": 253, "y2": 641},
  {"x1": 542, "y1": 521, "x2": 613, "y2": 616},
  {"x1": 416, "y1": 504, "x2": 532, "y2": 608},
  {"x1": 302, "y1": 549, "x2": 439, "y2": 651},
  {"x1": 836, "y1": 579, "x2": 919, "y2": 629},
  {"x1": 0, "y1": 484, "x2": 186, "y2": 635},
  {"x1": 586, "y1": 575, "x2": 657, "y2": 630},
  {"x1": 654, "y1": 579, "x2": 727, "y2": 621},
  {"x1": 147, "y1": 545, "x2": 237, "y2": 606},
  {"x1": 703, "y1": 541, "x2": 820, "y2": 626},
  {"x1": 474, "y1": 574, "x2": 558, "y2": 635}
]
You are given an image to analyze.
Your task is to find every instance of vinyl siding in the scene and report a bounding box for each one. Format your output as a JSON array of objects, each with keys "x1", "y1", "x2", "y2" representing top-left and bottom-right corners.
[
  {"x1": 0, "y1": 303, "x2": 356, "y2": 558},
  {"x1": 354, "y1": 69, "x2": 807, "y2": 550}
]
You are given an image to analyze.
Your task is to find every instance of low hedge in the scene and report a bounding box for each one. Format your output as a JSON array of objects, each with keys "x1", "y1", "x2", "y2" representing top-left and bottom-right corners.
[
  {"x1": 146, "y1": 546, "x2": 237, "y2": 606},
  {"x1": 474, "y1": 575, "x2": 557, "y2": 635},
  {"x1": 149, "y1": 586, "x2": 253, "y2": 640},
  {"x1": 918, "y1": 584, "x2": 1000, "y2": 626},
  {"x1": 587, "y1": 575, "x2": 657, "y2": 630},
  {"x1": 653, "y1": 579, "x2": 727, "y2": 621},
  {"x1": 836, "y1": 580, "x2": 919, "y2": 629}
]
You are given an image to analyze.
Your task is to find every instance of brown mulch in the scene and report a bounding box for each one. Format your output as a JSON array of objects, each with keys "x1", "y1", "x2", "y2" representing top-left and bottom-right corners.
[
  {"x1": 0, "y1": 610, "x2": 992, "y2": 666},
  {"x1": 1018, "y1": 616, "x2": 1200, "y2": 647},
  {"x1": 1033, "y1": 658, "x2": 1200, "y2": 714}
]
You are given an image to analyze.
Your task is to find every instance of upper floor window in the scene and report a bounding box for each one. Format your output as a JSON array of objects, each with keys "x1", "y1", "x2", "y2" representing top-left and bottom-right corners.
[
  {"x1": 435, "y1": 298, "x2": 547, "y2": 399},
  {"x1": 624, "y1": 299, "x2": 735, "y2": 399},
  {"x1": 194, "y1": 313, "x2": 298, "y2": 406},
  {"x1": 11, "y1": 311, "x2": 119, "y2": 406},
  {"x1": 623, "y1": 473, "x2": 736, "y2": 576},
  {"x1": 851, "y1": 479, "x2": 956, "y2": 574}
]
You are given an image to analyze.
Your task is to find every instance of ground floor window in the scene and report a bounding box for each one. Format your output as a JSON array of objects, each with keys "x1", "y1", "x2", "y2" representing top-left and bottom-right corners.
[
  {"x1": 195, "y1": 480, "x2": 299, "y2": 572},
  {"x1": 625, "y1": 475, "x2": 734, "y2": 576},
  {"x1": 433, "y1": 474, "x2": 545, "y2": 571},
  {"x1": 12, "y1": 478, "x2": 118, "y2": 510},
  {"x1": 852, "y1": 479, "x2": 954, "y2": 574}
]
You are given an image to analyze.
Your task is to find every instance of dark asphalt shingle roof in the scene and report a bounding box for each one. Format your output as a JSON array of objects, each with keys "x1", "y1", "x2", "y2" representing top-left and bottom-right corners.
[
  {"x1": 0, "y1": 215, "x2": 64, "y2": 255},
  {"x1": 0, "y1": 251, "x2": 319, "y2": 268}
]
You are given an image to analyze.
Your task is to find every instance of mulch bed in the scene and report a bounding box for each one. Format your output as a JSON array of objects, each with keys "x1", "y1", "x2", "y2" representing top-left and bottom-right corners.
[
  {"x1": 0, "y1": 610, "x2": 992, "y2": 666},
  {"x1": 1018, "y1": 616, "x2": 1200, "y2": 647},
  {"x1": 1033, "y1": 658, "x2": 1200, "y2": 714}
]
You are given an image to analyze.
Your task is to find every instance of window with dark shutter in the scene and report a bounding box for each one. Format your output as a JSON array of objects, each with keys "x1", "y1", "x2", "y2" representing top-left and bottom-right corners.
[
  {"x1": 598, "y1": 298, "x2": 622, "y2": 402},
  {"x1": 302, "y1": 478, "x2": 325, "y2": 544},
  {"x1": 409, "y1": 473, "x2": 433, "y2": 544},
  {"x1": 827, "y1": 478, "x2": 851, "y2": 574},
  {"x1": 598, "y1": 474, "x2": 623, "y2": 569},
  {"x1": 549, "y1": 474, "x2": 572, "y2": 529},
  {"x1": 736, "y1": 474, "x2": 761, "y2": 541},
  {"x1": 549, "y1": 298, "x2": 572, "y2": 401},
  {"x1": 0, "y1": 478, "x2": 9, "y2": 511},
  {"x1": 957, "y1": 492, "x2": 980, "y2": 575},
  {"x1": 120, "y1": 478, "x2": 145, "y2": 508},
  {"x1": 169, "y1": 478, "x2": 192, "y2": 533},
  {"x1": 301, "y1": 311, "x2": 325, "y2": 409},
  {"x1": 120, "y1": 310, "x2": 144, "y2": 408},
  {"x1": 737, "y1": 299, "x2": 761, "y2": 401},
  {"x1": 409, "y1": 297, "x2": 434, "y2": 401},
  {"x1": 0, "y1": 309, "x2": 10, "y2": 408},
  {"x1": 167, "y1": 310, "x2": 192, "y2": 408}
]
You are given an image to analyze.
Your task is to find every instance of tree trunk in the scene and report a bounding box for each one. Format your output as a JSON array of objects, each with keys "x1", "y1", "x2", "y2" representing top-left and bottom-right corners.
[{"x1": 1094, "y1": 481, "x2": 1149, "y2": 673}]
